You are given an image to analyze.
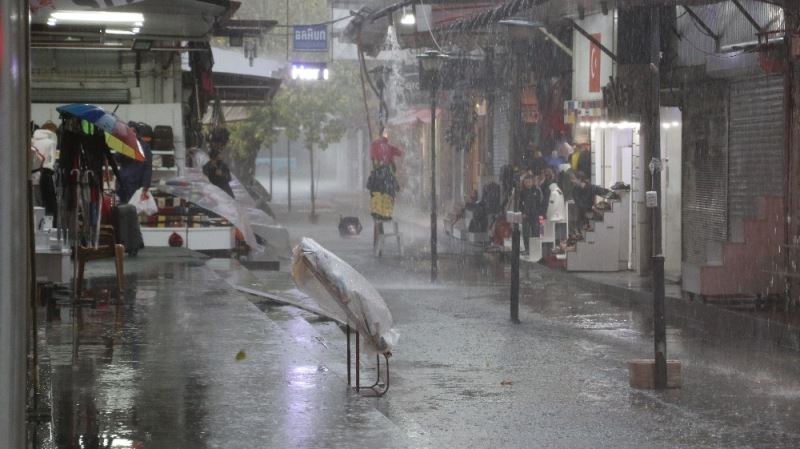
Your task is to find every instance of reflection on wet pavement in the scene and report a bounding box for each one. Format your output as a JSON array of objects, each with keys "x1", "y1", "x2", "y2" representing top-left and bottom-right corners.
[{"x1": 32, "y1": 214, "x2": 800, "y2": 448}]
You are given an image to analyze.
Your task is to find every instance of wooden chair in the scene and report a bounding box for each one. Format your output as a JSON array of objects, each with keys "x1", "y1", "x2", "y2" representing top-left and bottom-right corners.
[{"x1": 75, "y1": 225, "x2": 125, "y2": 300}]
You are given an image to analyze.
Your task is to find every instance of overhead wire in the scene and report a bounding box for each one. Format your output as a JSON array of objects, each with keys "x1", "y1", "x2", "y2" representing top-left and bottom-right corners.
[{"x1": 271, "y1": 14, "x2": 354, "y2": 28}]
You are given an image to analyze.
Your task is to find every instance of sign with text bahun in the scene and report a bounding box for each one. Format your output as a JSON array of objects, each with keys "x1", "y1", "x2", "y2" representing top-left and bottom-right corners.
[{"x1": 293, "y1": 24, "x2": 328, "y2": 52}]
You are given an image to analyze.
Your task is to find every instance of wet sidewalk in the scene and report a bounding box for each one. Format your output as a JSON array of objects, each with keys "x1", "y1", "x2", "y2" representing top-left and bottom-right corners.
[{"x1": 32, "y1": 248, "x2": 414, "y2": 449}]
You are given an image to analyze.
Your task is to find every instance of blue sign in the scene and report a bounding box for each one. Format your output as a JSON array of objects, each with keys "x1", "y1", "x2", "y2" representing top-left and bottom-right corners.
[{"x1": 293, "y1": 24, "x2": 328, "y2": 52}]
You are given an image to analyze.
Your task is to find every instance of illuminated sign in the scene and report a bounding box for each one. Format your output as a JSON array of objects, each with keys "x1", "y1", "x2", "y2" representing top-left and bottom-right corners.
[
  {"x1": 290, "y1": 63, "x2": 329, "y2": 81},
  {"x1": 293, "y1": 24, "x2": 328, "y2": 52}
]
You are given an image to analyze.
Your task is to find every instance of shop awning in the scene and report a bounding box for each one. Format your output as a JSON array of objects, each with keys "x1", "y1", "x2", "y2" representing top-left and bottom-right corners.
[
  {"x1": 432, "y1": 0, "x2": 734, "y2": 37},
  {"x1": 206, "y1": 47, "x2": 283, "y2": 105}
]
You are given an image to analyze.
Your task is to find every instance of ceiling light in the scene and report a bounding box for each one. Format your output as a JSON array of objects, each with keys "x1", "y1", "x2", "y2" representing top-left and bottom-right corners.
[
  {"x1": 46, "y1": 18, "x2": 56, "y2": 27},
  {"x1": 50, "y1": 11, "x2": 145, "y2": 25},
  {"x1": 106, "y1": 29, "x2": 137, "y2": 35}
]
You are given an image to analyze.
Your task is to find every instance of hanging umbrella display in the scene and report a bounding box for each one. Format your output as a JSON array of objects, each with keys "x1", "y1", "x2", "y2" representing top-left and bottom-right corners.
[{"x1": 56, "y1": 103, "x2": 146, "y2": 162}]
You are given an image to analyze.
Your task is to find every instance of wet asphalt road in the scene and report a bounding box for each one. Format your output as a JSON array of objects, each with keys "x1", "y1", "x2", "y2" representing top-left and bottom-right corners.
[
  {"x1": 32, "y1": 190, "x2": 800, "y2": 449},
  {"x1": 256, "y1": 197, "x2": 800, "y2": 449}
]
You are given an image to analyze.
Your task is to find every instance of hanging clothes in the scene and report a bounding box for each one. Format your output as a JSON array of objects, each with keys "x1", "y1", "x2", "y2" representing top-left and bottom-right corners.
[
  {"x1": 367, "y1": 137, "x2": 402, "y2": 220},
  {"x1": 369, "y1": 136, "x2": 402, "y2": 168}
]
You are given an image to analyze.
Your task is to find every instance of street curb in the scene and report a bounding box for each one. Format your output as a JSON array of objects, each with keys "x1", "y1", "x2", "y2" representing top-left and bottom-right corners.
[{"x1": 523, "y1": 259, "x2": 800, "y2": 353}]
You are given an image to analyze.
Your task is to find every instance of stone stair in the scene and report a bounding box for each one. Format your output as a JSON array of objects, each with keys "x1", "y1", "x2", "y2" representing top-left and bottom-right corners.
[{"x1": 566, "y1": 191, "x2": 630, "y2": 272}]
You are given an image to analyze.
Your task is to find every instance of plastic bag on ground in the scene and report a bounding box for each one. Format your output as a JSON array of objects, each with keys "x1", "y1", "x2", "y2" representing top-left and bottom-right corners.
[
  {"x1": 291, "y1": 238, "x2": 398, "y2": 355},
  {"x1": 129, "y1": 188, "x2": 158, "y2": 216}
]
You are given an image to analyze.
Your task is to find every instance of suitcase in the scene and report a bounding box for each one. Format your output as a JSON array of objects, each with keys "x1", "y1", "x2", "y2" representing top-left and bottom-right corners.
[
  {"x1": 111, "y1": 204, "x2": 144, "y2": 256},
  {"x1": 153, "y1": 125, "x2": 174, "y2": 151}
]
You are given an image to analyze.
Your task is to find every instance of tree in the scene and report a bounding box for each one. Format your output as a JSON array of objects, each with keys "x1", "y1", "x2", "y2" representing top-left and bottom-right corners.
[
  {"x1": 275, "y1": 62, "x2": 359, "y2": 221},
  {"x1": 226, "y1": 104, "x2": 282, "y2": 189},
  {"x1": 225, "y1": 61, "x2": 366, "y2": 220}
]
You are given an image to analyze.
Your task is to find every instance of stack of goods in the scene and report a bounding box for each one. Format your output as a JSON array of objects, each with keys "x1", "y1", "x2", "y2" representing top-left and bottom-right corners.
[
  {"x1": 367, "y1": 165, "x2": 400, "y2": 220},
  {"x1": 152, "y1": 125, "x2": 175, "y2": 168},
  {"x1": 142, "y1": 191, "x2": 231, "y2": 228}
]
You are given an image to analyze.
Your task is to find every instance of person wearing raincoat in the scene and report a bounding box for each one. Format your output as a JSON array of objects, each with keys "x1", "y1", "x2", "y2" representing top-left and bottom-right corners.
[{"x1": 117, "y1": 122, "x2": 153, "y2": 204}]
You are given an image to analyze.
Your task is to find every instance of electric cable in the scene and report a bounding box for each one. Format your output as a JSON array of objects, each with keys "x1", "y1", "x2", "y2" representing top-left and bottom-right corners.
[{"x1": 272, "y1": 13, "x2": 354, "y2": 28}]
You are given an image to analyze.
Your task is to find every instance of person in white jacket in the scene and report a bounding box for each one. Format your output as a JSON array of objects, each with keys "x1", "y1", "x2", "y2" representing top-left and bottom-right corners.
[
  {"x1": 31, "y1": 127, "x2": 58, "y2": 214},
  {"x1": 546, "y1": 182, "x2": 566, "y2": 222}
]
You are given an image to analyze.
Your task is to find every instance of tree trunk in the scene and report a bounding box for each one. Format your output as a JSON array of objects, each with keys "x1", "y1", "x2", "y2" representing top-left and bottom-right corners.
[
  {"x1": 309, "y1": 143, "x2": 317, "y2": 222},
  {"x1": 230, "y1": 149, "x2": 257, "y2": 189}
]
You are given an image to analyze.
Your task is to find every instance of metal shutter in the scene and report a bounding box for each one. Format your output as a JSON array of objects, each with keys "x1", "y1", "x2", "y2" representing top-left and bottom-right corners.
[
  {"x1": 32, "y1": 88, "x2": 131, "y2": 104},
  {"x1": 682, "y1": 82, "x2": 729, "y2": 265},
  {"x1": 728, "y1": 75, "x2": 785, "y2": 221}
]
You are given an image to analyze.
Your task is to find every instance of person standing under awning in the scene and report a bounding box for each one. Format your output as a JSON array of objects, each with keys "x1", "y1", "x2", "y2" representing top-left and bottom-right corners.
[{"x1": 117, "y1": 122, "x2": 153, "y2": 204}]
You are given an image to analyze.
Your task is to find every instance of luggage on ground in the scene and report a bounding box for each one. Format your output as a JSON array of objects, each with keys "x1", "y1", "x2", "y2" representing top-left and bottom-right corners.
[{"x1": 111, "y1": 204, "x2": 144, "y2": 256}]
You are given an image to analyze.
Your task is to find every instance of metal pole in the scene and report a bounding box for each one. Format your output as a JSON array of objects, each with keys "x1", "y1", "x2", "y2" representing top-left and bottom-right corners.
[
  {"x1": 647, "y1": 7, "x2": 667, "y2": 390},
  {"x1": 510, "y1": 193, "x2": 520, "y2": 324},
  {"x1": 269, "y1": 145, "x2": 273, "y2": 197},
  {"x1": 287, "y1": 139, "x2": 292, "y2": 212},
  {"x1": 430, "y1": 83, "x2": 438, "y2": 282},
  {"x1": 1, "y1": 0, "x2": 31, "y2": 447},
  {"x1": 285, "y1": 0, "x2": 290, "y2": 60},
  {"x1": 310, "y1": 144, "x2": 316, "y2": 221}
]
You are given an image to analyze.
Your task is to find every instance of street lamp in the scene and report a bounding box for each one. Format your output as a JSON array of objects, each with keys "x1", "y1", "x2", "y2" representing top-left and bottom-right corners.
[{"x1": 417, "y1": 50, "x2": 447, "y2": 282}]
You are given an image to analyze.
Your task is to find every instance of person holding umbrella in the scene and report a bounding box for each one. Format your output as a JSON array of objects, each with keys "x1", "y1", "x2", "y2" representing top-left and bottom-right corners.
[{"x1": 117, "y1": 122, "x2": 153, "y2": 204}]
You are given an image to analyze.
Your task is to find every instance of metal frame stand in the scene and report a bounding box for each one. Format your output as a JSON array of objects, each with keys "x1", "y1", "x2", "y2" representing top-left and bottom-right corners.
[{"x1": 346, "y1": 325, "x2": 390, "y2": 397}]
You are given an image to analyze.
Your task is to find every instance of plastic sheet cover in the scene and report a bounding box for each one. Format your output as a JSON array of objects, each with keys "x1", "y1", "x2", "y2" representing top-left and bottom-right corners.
[
  {"x1": 159, "y1": 167, "x2": 290, "y2": 258},
  {"x1": 292, "y1": 238, "x2": 398, "y2": 354}
]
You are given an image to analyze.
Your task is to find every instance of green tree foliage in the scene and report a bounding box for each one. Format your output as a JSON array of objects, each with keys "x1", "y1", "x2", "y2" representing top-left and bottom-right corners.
[
  {"x1": 274, "y1": 61, "x2": 362, "y2": 219},
  {"x1": 226, "y1": 105, "x2": 282, "y2": 188},
  {"x1": 226, "y1": 61, "x2": 365, "y2": 216}
]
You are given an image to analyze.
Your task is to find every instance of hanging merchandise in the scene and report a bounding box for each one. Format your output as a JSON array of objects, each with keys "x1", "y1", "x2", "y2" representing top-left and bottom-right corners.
[
  {"x1": 445, "y1": 88, "x2": 478, "y2": 152},
  {"x1": 366, "y1": 165, "x2": 400, "y2": 220},
  {"x1": 367, "y1": 137, "x2": 403, "y2": 220},
  {"x1": 55, "y1": 114, "x2": 125, "y2": 251},
  {"x1": 521, "y1": 85, "x2": 540, "y2": 124},
  {"x1": 207, "y1": 96, "x2": 229, "y2": 146}
]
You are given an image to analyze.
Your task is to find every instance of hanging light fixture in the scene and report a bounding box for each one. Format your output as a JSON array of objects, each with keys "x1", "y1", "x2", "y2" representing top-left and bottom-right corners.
[{"x1": 400, "y1": 6, "x2": 416, "y2": 26}]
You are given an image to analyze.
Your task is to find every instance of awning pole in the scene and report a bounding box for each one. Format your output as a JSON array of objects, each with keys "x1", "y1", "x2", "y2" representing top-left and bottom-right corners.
[{"x1": 0, "y1": 1, "x2": 32, "y2": 448}]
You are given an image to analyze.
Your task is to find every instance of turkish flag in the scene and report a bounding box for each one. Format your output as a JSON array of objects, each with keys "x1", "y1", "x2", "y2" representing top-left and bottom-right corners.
[{"x1": 589, "y1": 33, "x2": 602, "y2": 93}]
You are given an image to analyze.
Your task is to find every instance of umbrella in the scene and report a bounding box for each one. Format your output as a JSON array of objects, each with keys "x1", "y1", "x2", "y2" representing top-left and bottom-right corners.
[{"x1": 56, "y1": 103, "x2": 146, "y2": 162}]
